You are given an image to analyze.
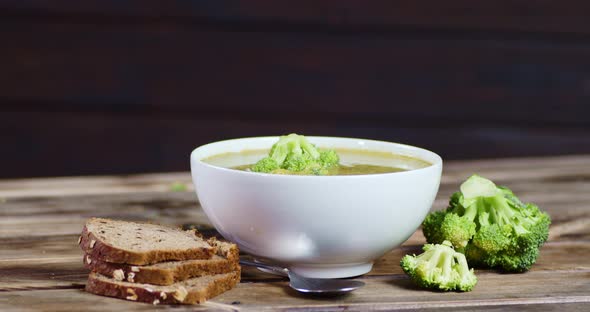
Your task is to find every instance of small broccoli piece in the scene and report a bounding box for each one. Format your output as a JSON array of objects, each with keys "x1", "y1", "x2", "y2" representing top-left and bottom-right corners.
[
  {"x1": 251, "y1": 134, "x2": 340, "y2": 175},
  {"x1": 283, "y1": 154, "x2": 315, "y2": 172},
  {"x1": 251, "y1": 158, "x2": 279, "y2": 173},
  {"x1": 423, "y1": 211, "x2": 476, "y2": 250},
  {"x1": 422, "y1": 175, "x2": 551, "y2": 272},
  {"x1": 401, "y1": 241, "x2": 477, "y2": 292},
  {"x1": 169, "y1": 182, "x2": 188, "y2": 192},
  {"x1": 319, "y1": 150, "x2": 339, "y2": 168},
  {"x1": 421, "y1": 211, "x2": 446, "y2": 245}
]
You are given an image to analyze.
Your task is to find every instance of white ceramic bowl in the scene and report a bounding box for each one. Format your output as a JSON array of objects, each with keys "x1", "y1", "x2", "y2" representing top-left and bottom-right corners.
[{"x1": 190, "y1": 136, "x2": 442, "y2": 278}]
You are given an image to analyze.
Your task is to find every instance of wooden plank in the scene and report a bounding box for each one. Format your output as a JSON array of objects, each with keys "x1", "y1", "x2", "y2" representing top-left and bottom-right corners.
[
  {"x1": 1, "y1": 155, "x2": 589, "y2": 198},
  {"x1": 1, "y1": 271, "x2": 589, "y2": 311},
  {"x1": 0, "y1": 257, "x2": 87, "y2": 291},
  {"x1": 0, "y1": 289, "x2": 223, "y2": 312},
  {"x1": 0, "y1": 157, "x2": 588, "y2": 311},
  {"x1": 1, "y1": 166, "x2": 589, "y2": 239},
  {"x1": 132, "y1": 271, "x2": 590, "y2": 310},
  {"x1": 0, "y1": 193, "x2": 587, "y2": 240},
  {"x1": 1, "y1": 239, "x2": 588, "y2": 291},
  {"x1": 419, "y1": 302, "x2": 590, "y2": 312},
  {"x1": 3, "y1": 0, "x2": 590, "y2": 35},
  {"x1": 0, "y1": 172, "x2": 192, "y2": 199}
]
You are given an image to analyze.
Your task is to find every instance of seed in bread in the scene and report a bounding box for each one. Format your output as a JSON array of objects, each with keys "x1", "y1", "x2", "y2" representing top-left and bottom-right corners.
[
  {"x1": 126, "y1": 288, "x2": 138, "y2": 301},
  {"x1": 173, "y1": 286, "x2": 188, "y2": 302},
  {"x1": 127, "y1": 272, "x2": 135, "y2": 283},
  {"x1": 113, "y1": 269, "x2": 125, "y2": 281}
]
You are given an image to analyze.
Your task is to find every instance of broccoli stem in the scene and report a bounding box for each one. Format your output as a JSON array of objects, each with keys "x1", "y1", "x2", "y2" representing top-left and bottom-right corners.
[
  {"x1": 440, "y1": 250, "x2": 453, "y2": 281},
  {"x1": 421, "y1": 243, "x2": 463, "y2": 287},
  {"x1": 454, "y1": 254, "x2": 468, "y2": 274},
  {"x1": 460, "y1": 175, "x2": 498, "y2": 199},
  {"x1": 463, "y1": 200, "x2": 479, "y2": 222},
  {"x1": 299, "y1": 139, "x2": 320, "y2": 159},
  {"x1": 489, "y1": 196, "x2": 530, "y2": 235},
  {"x1": 425, "y1": 248, "x2": 443, "y2": 269},
  {"x1": 462, "y1": 190, "x2": 530, "y2": 236},
  {"x1": 270, "y1": 142, "x2": 290, "y2": 165}
]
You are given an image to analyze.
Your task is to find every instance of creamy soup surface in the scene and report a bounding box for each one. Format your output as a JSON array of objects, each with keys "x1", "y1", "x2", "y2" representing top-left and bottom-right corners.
[{"x1": 203, "y1": 148, "x2": 431, "y2": 175}]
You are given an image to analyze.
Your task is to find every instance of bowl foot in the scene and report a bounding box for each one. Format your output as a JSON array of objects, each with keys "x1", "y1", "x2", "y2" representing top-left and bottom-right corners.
[
  {"x1": 266, "y1": 262, "x2": 372, "y2": 279},
  {"x1": 252, "y1": 258, "x2": 373, "y2": 278}
]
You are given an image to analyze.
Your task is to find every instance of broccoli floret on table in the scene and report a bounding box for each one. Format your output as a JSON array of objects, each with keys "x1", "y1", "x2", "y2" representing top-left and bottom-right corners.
[
  {"x1": 422, "y1": 175, "x2": 551, "y2": 272},
  {"x1": 422, "y1": 210, "x2": 476, "y2": 250},
  {"x1": 251, "y1": 134, "x2": 339, "y2": 175},
  {"x1": 401, "y1": 241, "x2": 477, "y2": 292}
]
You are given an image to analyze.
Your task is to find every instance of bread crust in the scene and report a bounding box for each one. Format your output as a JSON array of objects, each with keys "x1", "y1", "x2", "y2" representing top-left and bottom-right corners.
[
  {"x1": 79, "y1": 218, "x2": 216, "y2": 265},
  {"x1": 85, "y1": 271, "x2": 241, "y2": 304}
]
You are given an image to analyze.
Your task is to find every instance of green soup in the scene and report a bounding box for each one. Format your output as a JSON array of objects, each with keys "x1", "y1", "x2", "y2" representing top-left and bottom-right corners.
[{"x1": 203, "y1": 148, "x2": 431, "y2": 176}]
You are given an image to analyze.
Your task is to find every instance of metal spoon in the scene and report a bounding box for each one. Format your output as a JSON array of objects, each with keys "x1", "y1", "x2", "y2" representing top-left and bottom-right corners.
[{"x1": 239, "y1": 259, "x2": 365, "y2": 294}]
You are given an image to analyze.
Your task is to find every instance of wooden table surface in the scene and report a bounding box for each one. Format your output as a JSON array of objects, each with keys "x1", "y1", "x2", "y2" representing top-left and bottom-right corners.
[{"x1": 1, "y1": 155, "x2": 589, "y2": 311}]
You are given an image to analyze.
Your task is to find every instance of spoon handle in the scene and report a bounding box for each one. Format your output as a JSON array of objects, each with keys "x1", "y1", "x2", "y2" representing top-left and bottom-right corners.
[{"x1": 239, "y1": 259, "x2": 289, "y2": 277}]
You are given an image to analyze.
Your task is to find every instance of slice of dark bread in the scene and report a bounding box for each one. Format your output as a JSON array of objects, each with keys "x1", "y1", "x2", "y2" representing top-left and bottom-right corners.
[
  {"x1": 85, "y1": 270, "x2": 241, "y2": 305},
  {"x1": 84, "y1": 238, "x2": 240, "y2": 285},
  {"x1": 79, "y1": 218, "x2": 216, "y2": 265}
]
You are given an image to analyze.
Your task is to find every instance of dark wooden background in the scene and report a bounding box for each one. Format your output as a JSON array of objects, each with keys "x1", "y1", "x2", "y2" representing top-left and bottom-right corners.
[{"x1": 2, "y1": 1, "x2": 590, "y2": 178}]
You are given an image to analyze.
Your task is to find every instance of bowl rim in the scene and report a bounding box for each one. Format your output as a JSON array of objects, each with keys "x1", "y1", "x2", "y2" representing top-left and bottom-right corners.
[{"x1": 191, "y1": 136, "x2": 443, "y2": 178}]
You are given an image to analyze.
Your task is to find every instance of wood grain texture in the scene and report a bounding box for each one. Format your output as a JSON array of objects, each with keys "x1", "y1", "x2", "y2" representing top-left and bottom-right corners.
[
  {"x1": 0, "y1": 156, "x2": 589, "y2": 311},
  {"x1": 0, "y1": 172, "x2": 192, "y2": 198},
  {"x1": 1, "y1": 272, "x2": 589, "y2": 311},
  {"x1": 1, "y1": 240, "x2": 589, "y2": 292},
  {"x1": 1, "y1": 155, "x2": 589, "y2": 198}
]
